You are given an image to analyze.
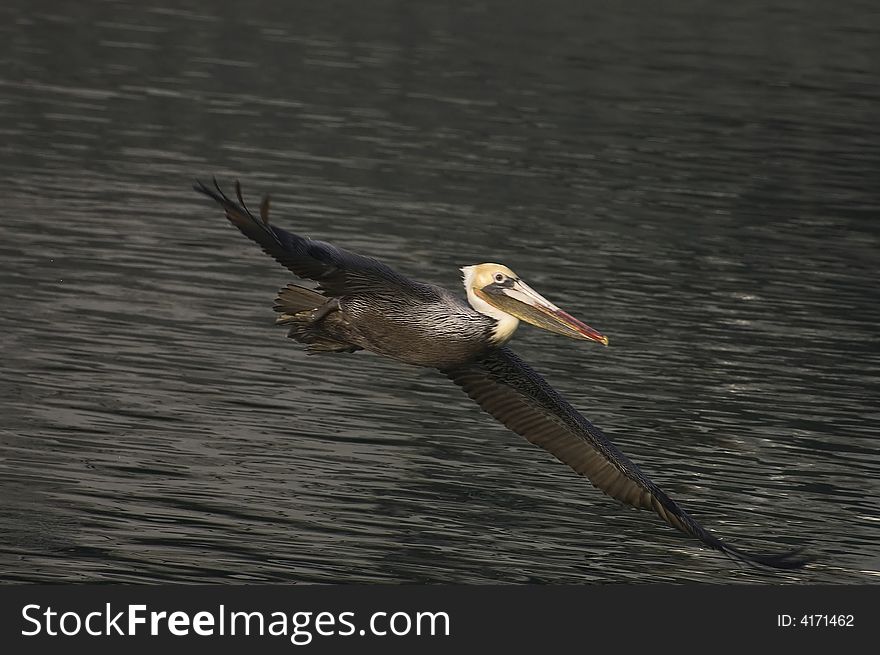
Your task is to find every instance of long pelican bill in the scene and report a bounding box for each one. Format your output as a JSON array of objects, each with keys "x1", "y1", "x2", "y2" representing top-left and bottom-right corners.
[
  {"x1": 197, "y1": 180, "x2": 810, "y2": 570},
  {"x1": 478, "y1": 278, "x2": 609, "y2": 345}
]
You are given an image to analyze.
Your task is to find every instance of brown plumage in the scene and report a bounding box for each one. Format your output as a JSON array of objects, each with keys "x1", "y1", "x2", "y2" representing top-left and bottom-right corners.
[{"x1": 194, "y1": 178, "x2": 809, "y2": 570}]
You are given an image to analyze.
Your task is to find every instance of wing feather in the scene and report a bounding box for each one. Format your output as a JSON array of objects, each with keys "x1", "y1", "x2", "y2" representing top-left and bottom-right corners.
[
  {"x1": 194, "y1": 179, "x2": 430, "y2": 298},
  {"x1": 443, "y1": 347, "x2": 808, "y2": 569}
]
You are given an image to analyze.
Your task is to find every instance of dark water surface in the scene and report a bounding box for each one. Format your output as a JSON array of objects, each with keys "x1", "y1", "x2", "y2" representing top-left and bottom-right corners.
[{"x1": 1, "y1": 0, "x2": 878, "y2": 583}]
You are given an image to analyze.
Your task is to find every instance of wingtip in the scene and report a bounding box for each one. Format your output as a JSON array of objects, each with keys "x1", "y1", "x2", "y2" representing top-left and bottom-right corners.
[
  {"x1": 192, "y1": 176, "x2": 240, "y2": 208},
  {"x1": 235, "y1": 180, "x2": 252, "y2": 217},
  {"x1": 722, "y1": 543, "x2": 812, "y2": 571}
]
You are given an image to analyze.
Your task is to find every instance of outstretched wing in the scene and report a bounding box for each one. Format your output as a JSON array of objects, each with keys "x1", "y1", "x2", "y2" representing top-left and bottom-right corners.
[
  {"x1": 194, "y1": 179, "x2": 431, "y2": 298},
  {"x1": 442, "y1": 347, "x2": 807, "y2": 569}
]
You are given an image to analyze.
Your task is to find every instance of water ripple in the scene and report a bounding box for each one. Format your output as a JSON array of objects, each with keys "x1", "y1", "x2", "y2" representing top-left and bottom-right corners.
[{"x1": 0, "y1": 0, "x2": 877, "y2": 584}]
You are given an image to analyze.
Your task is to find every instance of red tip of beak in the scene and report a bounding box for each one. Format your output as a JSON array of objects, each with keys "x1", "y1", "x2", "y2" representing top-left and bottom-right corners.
[{"x1": 554, "y1": 309, "x2": 609, "y2": 346}]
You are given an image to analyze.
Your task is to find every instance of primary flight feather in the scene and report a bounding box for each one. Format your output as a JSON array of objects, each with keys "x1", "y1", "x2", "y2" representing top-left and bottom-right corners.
[{"x1": 195, "y1": 178, "x2": 807, "y2": 570}]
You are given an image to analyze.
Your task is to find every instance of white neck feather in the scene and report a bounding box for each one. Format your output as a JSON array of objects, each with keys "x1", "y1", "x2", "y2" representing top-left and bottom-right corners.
[{"x1": 460, "y1": 266, "x2": 519, "y2": 345}]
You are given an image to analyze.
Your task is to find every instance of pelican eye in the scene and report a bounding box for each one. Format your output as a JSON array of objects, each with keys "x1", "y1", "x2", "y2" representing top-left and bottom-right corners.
[{"x1": 494, "y1": 272, "x2": 505, "y2": 283}]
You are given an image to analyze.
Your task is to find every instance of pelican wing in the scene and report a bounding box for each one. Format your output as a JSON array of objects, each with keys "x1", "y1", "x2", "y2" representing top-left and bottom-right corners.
[
  {"x1": 194, "y1": 179, "x2": 429, "y2": 298},
  {"x1": 443, "y1": 346, "x2": 807, "y2": 569}
]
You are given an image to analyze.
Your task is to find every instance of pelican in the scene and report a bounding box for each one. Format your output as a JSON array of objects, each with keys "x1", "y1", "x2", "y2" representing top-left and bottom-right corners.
[{"x1": 194, "y1": 179, "x2": 807, "y2": 570}]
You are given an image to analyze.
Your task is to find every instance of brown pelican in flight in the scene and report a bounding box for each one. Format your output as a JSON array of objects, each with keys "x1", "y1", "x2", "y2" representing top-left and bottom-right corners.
[{"x1": 194, "y1": 179, "x2": 807, "y2": 570}]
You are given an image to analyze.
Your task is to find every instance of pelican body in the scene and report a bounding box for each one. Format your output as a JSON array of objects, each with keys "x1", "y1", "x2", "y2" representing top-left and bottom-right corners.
[{"x1": 195, "y1": 179, "x2": 807, "y2": 570}]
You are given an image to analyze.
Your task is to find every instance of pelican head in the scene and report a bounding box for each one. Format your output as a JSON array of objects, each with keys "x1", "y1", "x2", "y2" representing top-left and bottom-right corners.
[{"x1": 460, "y1": 263, "x2": 609, "y2": 346}]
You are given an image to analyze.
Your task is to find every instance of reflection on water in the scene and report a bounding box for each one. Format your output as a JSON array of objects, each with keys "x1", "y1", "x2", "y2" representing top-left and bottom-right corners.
[{"x1": 0, "y1": 0, "x2": 878, "y2": 583}]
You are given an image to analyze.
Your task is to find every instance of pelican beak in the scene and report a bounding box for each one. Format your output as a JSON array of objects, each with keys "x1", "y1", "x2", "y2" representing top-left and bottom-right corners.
[{"x1": 479, "y1": 278, "x2": 609, "y2": 345}]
